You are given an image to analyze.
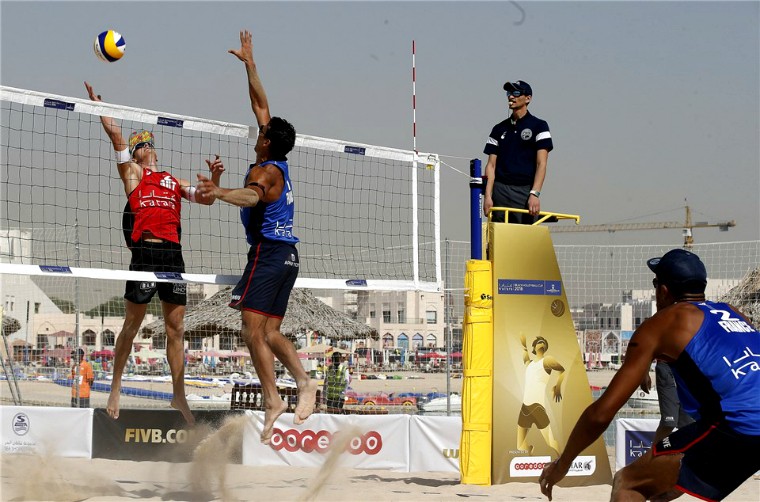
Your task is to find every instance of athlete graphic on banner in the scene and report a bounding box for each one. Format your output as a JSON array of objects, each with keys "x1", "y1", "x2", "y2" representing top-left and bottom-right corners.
[{"x1": 517, "y1": 333, "x2": 565, "y2": 457}]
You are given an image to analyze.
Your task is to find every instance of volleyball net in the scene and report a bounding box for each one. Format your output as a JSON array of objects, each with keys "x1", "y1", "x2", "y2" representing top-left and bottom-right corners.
[{"x1": 0, "y1": 85, "x2": 442, "y2": 293}]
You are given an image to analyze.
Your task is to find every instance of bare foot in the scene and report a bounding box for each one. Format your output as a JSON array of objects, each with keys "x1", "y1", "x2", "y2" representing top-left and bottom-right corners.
[
  {"x1": 261, "y1": 398, "x2": 288, "y2": 444},
  {"x1": 294, "y1": 379, "x2": 318, "y2": 425},
  {"x1": 171, "y1": 396, "x2": 196, "y2": 426},
  {"x1": 106, "y1": 387, "x2": 121, "y2": 419}
]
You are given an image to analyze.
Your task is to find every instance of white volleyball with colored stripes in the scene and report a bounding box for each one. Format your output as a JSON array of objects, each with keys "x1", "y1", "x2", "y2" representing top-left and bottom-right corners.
[{"x1": 93, "y1": 30, "x2": 126, "y2": 62}]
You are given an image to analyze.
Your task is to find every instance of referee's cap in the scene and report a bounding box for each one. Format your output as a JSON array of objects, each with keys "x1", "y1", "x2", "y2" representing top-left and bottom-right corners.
[{"x1": 503, "y1": 80, "x2": 533, "y2": 96}]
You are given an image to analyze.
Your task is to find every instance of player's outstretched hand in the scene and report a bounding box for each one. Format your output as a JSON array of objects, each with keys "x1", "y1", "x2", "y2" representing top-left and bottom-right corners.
[
  {"x1": 538, "y1": 459, "x2": 568, "y2": 501},
  {"x1": 196, "y1": 173, "x2": 219, "y2": 198},
  {"x1": 206, "y1": 155, "x2": 225, "y2": 176},
  {"x1": 84, "y1": 81, "x2": 102, "y2": 102},
  {"x1": 229, "y1": 30, "x2": 254, "y2": 65}
]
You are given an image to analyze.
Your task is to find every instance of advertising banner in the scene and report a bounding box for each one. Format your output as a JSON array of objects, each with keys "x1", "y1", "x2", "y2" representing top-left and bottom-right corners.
[
  {"x1": 615, "y1": 418, "x2": 657, "y2": 471},
  {"x1": 409, "y1": 415, "x2": 460, "y2": 473},
  {"x1": 489, "y1": 223, "x2": 612, "y2": 486},
  {"x1": 243, "y1": 411, "x2": 409, "y2": 471},
  {"x1": 0, "y1": 405, "x2": 92, "y2": 458},
  {"x1": 92, "y1": 409, "x2": 242, "y2": 462}
]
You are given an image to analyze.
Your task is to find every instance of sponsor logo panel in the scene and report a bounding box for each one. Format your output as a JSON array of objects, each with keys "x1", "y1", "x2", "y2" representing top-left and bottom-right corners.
[
  {"x1": 509, "y1": 455, "x2": 597, "y2": 478},
  {"x1": 269, "y1": 428, "x2": 383, "y2": 455}
]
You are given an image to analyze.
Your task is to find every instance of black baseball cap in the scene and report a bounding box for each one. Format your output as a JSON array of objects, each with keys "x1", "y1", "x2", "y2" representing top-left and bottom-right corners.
[
  {"x1": 71, "y1": 348, "x2": 85, "y2": 358},
  {"x1": 647, "y1": 249, "x2": 707, "y2": 287},
  {"x1": 503, "y1": 80, "x2": 533, "y2": 96}
]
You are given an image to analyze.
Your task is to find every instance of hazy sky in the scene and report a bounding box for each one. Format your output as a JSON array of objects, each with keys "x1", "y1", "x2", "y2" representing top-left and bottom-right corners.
[{"x1": 1, "y1": 1, "x2": 758, "y2": 246}]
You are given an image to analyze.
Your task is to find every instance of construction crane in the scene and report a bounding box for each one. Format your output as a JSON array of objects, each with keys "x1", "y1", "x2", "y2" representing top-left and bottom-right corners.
[{"x1": 549, "y1": 206, "x2": 736, "y2": 249}]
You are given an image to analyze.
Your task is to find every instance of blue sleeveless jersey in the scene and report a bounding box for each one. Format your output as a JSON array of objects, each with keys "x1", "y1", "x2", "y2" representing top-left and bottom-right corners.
[
  {"x1": 240, "y1": 160, "x2": 299, "y2": 245},
  {"x1": 671, "y1": 301, "x2": 760, "y2": 435}
]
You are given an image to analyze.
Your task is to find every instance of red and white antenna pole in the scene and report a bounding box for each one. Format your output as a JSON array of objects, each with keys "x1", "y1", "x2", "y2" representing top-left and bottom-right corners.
[{"x1": 412, "y1": 39, "x2": 417, "y2": 155}]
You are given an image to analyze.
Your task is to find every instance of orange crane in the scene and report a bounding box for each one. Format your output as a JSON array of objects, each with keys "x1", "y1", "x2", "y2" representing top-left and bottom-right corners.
[{"x1": 549, "y1": 206, "x2": 736, "y2": 249}]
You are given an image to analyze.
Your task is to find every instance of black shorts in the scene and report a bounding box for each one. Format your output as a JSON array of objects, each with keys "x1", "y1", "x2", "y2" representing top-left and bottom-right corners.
[
  {"x1": 653, "y1": 420, "x2": 760, "y2": 501},
  {"x1": 229, "y1": 241, "x2": 299, "y2": 318},
  {"x1": 517, "y1": 403, "x2": 551, "y2": 429},
  {"x1": 491, "y1": 181, "x2": 534, "y2": 224},
  {"x1": 125, "y1": 241, "x2": 187, "y2": 306},
  {"x1": 655, "y1": 361, "x2": 694, "y2": 429}
]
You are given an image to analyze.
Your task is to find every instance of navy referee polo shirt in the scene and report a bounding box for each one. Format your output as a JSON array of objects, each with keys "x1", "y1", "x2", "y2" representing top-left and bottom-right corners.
[{"x1": 483, "y1": 111, "x2": 553, "y2": 186}]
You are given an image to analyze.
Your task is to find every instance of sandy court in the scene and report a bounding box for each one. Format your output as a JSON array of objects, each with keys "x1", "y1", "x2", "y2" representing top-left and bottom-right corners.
[{"x1": 1, "y1": 455, "x2": 758, "y2": 502}]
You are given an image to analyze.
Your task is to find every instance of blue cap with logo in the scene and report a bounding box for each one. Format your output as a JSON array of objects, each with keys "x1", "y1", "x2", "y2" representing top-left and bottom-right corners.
[
  {"x1": 503, "y1": 80, "x2": 533, "y2": 96},
  {"x1": 647, "y1": 249, "x2": 707, "y2": 286}
]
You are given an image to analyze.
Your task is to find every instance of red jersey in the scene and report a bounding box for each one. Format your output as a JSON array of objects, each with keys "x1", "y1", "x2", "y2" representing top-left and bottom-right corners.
[{"x1": 127, "y1": 168, "x2": 182, "y2": 243}]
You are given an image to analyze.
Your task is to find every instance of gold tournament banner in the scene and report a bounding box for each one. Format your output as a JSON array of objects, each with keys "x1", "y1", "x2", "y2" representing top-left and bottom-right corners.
[{"x1": 489, "y1": 221, "x2": 611, "y2": 486}]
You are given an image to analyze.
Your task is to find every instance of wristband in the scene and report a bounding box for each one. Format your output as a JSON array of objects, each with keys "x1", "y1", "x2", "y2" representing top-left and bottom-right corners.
[
  {"x1": 115, "y1": 148, "x2": 130, "y2": 164},
  {"x1": 188, "y1": 186, "x2": 197, "y2": 203}
]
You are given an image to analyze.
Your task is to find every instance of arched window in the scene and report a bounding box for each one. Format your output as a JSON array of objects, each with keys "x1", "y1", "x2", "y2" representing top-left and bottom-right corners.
[
  {"x1": 382, "y1": 333, "x2": 394, "y2": 348},
  {"x1": 397, "y1": 333, "x2": 409, "y2": 350},
  {"x1": 83, "y1": 329, "x2": 97, "y2": 346},
  {"x1": 101, "y1": 330, "x2": 115, "y2": 347},
  {"x1": 603, "y1": 332, "x2": 619, "y2": 354},
  {"x1": 426, "y1": 334, "x2": 437, "y2": 348},
  {"x1": 413, "y1": 333, "x2": 424, "y2": 349}
]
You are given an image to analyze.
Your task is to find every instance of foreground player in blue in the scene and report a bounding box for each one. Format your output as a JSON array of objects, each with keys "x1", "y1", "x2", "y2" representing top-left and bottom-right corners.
[
  {"x1": 539, "y1": 249, "x2": 760, "y2": 501},
  {"x1": 196, "y1": 30, "x2": 317, "y2": 444}
]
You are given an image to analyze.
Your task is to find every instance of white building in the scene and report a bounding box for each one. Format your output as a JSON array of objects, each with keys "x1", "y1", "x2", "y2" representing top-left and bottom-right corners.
[{"x1": 315, "y1": 289, "x2": 447, "y2": 351}]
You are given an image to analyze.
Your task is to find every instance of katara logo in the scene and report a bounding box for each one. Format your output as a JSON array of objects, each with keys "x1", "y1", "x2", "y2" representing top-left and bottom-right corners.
[{"x1": 269, "y1": 428, "x2": 382, "y2": 455}]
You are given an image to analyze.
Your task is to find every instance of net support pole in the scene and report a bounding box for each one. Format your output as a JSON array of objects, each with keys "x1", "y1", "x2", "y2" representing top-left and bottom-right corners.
[{"x1": 469, "y1": 159, "x2": 483, "y2": 260}]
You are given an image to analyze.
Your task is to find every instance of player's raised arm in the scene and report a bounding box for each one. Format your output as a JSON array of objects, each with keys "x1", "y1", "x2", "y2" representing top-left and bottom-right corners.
[
  {"x1": 84, "y1": 81, "x2": 128, "y2": 154},
  {"x1": 179, "y1": 155, "x2": 226, "y2": 205},
  {"x1": 229, "y1": 30, "x2": 271, "y2": 128},
  {"x1": 195, "y1": 173, "x2": 260, "y2": 208}
]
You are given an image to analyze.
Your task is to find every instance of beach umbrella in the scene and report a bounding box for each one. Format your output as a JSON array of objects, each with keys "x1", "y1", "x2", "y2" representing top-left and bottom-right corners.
[{"x1": 143, "y1": 287, "x2": 378, "y2": 342}]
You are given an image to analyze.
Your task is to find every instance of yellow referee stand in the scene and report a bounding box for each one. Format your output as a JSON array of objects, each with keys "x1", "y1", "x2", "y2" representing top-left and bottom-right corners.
[{"x1": 460, "y1": 208, "x2": 612, "y2": 487}]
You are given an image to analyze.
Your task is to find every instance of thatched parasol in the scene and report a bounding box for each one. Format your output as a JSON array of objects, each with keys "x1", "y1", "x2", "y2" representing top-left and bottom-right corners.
[
  {"x1": 719, "y1": 267, "x2": 760, "y2": 325},
  {"x1": 143, "y1": 287, "x2": 378, "y2": 342},
  {"x1": 2, "y1": 315, "x2": 20, "y2": 336}
]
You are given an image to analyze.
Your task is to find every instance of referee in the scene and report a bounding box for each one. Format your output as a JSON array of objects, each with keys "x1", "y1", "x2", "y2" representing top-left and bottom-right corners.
[{"x1": 483, "y1": 80, "x2": 553, "y2": 224}]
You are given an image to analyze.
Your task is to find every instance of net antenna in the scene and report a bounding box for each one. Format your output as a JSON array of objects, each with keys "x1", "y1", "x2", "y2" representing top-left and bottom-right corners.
[{"x1": 0, "y1": 85, "x2": 442, "y2": 293}]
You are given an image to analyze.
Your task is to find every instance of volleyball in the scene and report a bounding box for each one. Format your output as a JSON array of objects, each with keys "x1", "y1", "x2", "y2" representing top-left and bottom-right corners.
[{"x1": 94, "y1": 30, "x2": 126, "y2": 62}]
